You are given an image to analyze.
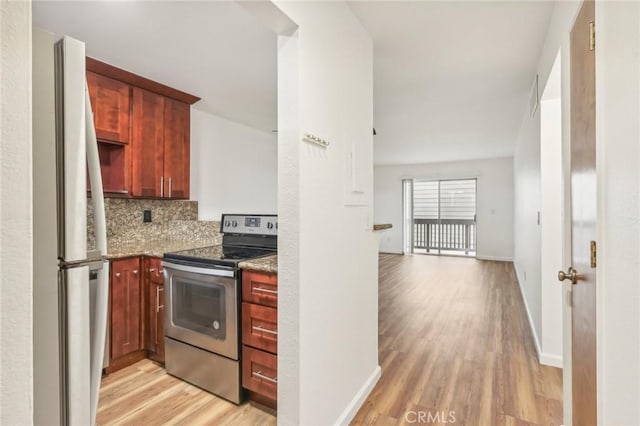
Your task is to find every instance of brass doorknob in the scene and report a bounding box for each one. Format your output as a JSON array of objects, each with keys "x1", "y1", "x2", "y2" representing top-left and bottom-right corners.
[{"x1": 558, "y1": 267, "x2": 578, "y2": 284}]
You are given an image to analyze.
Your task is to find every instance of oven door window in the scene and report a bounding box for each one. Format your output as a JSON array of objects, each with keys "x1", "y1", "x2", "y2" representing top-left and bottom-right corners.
[{"x1": 172, "y1": 277, "x2": 226, "y2": 340}]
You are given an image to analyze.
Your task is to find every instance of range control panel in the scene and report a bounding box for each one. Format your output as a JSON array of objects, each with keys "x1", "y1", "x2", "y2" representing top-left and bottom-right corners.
[{"x1": 221, "y1": 214, "x2": 278, "y2": 236}]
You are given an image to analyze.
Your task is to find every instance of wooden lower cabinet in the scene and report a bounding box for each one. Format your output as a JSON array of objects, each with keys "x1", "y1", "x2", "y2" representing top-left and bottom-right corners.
[
  {"x1": 241, "y1": 270, "x2": 278, "y2": 410},
  {"x1": 242, "y1": 346, "x2": 278, "y2": 402},
  {"x1": 145, "y1": 257, "x2": 165, "y2": 363},
  {"x1": 107, "y1": 255, "x2": 166, "y2": 373},
  {"x1": 109, "y1": 257, "x2": 144, "y2": 372}
]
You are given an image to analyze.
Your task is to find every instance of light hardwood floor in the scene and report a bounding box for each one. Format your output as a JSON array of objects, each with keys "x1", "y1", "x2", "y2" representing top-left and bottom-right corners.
[
  {"x1": 98, "y1": 254, "x2": 562, "y2": 425},
  {"x1": 352, "y1": 254, "x2": 563, "y2": 425},
  {"x1": 97, "y1": 360, "x2": 276, "y2": 425}
]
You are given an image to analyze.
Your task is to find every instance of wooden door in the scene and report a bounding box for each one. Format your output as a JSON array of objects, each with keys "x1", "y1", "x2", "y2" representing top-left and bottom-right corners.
[
  {"x1": 163, "y1": 99, "x2": 190, "y2": 199},
  {"x1": 111, "y1": 257, "x2": 142, "y2": 359},
  {"x1": 86, "y1": 71, "x2": 130, "y2": 144},
  {"x1": 131, "y1": 88, "x2": 165, "y2": 197},
  {"x1": 569, "y1": 1, "x2": 597, "y2": 424}
]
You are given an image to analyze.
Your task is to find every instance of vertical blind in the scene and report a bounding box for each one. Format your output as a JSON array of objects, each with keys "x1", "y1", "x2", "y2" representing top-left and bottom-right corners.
[{"x1": 413, "y1": 179, "x2": 476, "y2": 221}]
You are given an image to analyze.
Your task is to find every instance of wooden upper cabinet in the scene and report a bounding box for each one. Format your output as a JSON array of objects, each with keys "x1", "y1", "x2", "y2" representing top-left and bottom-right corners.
[
  {"x1": 87, "y1": 58, "x2": 198, "y2": 199},
  {"x1": 163, "y1": 99, "x2": 190, "y2": 199},
  {"x1": 131, "y1": 88, "x2": 165, "y2": 198},
  {"x1": 87, "y1": 71, "x2": 131, "y2": 144}
]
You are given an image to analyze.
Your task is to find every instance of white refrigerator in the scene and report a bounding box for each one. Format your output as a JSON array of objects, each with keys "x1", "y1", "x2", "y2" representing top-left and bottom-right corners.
[{"x1": 33, "y1": 29, "x2": 109, "y2": 426}]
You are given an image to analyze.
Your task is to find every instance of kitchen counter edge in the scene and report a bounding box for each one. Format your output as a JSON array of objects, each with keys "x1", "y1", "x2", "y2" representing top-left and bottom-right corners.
[{"x1": 238, "y1": 255, "x2": 278, "y2": 274}]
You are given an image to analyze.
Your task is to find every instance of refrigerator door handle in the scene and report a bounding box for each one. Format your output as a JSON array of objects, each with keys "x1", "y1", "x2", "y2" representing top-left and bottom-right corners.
[
  {"x1": 85, "y1": 85, "x2": 107, "y2": 256},
  {"x1": 89, "y1": 261, "x2": 109, "y2": 425},
  {"x1": 85, "y1": 83, "x2": 109, "y2": 426}
]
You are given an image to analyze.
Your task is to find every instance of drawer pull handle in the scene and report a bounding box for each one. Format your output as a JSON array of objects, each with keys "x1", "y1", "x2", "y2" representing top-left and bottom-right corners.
[
  {"x1": 254, "y1": 287, "x2": 277, "y2": 295},
  {"x1": 252, "y1": 325, "x2": 278, "y2": 335},
  {"x1": 253, "y1": 370, "x2": 277, "y2": 384}
]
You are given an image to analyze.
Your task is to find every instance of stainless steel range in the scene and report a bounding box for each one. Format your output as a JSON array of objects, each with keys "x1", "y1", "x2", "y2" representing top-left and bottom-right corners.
[{"x1": 162, "y1": 214, "x2": 277, "y2": 404}]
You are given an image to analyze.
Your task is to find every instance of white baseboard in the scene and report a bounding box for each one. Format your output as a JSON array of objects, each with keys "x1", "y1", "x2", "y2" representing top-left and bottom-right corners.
[
  {"x1": 476, "y1": 255, "x2": 514, "y2": 262},
  {"x1": 539, "y1": 352, "x2": 563, "y2": 368},
  {"x1": 379, "y1": 250, "x2": 404, "y2": 255},
  {"x1": 512, "y1": 263, "x2": 563, "y2": 368},
  {"x1": 334, "y1": 365, "x2": 381, "y2": 425}
]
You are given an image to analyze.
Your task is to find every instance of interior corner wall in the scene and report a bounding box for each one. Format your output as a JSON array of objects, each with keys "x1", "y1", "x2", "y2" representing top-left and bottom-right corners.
[
  {"x1": 595, "y1": 2, "x2": 640, "y2": 424},
  {"x1": 540, "y1": 97, "x2": 563, "y2": 364},
  {"x1": 513, "y1": 2, "x2": 580, "y2": 382},
  {"x1": 0, "y1": 1, "x2": 34, "y2": 424},
  {"x1": 273, "y1": 2, "x2": 379, "y2": 424},
  {"x1": 190, "y1": 109, "x2": 277, "y2": 220},
  {"x1": 374, "y1": 157, "x2": 514, "y2": 261}
]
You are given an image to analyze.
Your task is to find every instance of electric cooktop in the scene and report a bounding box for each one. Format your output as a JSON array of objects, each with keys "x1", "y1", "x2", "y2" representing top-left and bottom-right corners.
[{"x1": 163, "y1": 245, "x2": 275, "y2": 268}]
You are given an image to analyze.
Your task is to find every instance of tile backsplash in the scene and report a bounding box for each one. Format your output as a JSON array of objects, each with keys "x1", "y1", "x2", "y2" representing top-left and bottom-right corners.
[{"x1": 88, "y1": 198, "x2": 221, "y2": 249}]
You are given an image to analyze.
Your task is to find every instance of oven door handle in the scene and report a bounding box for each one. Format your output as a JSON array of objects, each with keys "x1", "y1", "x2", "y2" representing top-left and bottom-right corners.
[{"x1": 161, "y1": 261, "x2": 236, "y2": 278}]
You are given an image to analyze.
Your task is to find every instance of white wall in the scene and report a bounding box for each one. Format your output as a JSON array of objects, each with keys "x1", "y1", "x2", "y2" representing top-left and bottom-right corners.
[
  {"x1": 540, "y1": 94, "x2": 563, "y2": 365},
  {"x1": 190, "y1": 109, "x2": 277, "y2": 220},
  {"x1": 514, "y1": 52, "x2": 564, "y2": 370},
  {"x1": 374, "y1": 157, "x2": 514, "y2": 260},
  {"x1": 595, "y1": 2, "x2": 640, "y2": 424},
  {"x1": 0, "y1": 1, "x2": 34, "y2": 424},
  {"x1": 513, "y1": 3, "x2": 580, "y2": 392},
  {"x1": 513, "y1": 98, "x2": 543, "y2": 361},
  {"x1": 272, "y1": 2, "x2": 379, "y2": 424}
]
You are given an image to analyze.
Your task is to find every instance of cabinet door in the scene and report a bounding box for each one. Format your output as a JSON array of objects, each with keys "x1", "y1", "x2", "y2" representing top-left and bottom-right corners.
[
  {"x1": 163, "y1": 99, "x2": 190, "y2": 199},
  {"x1": 111, "y1": 257, "x2": 142, "y2": 359},
  {"x1": 131, "y1": 88, "x2": 165, "y2": 197},
  {"x1": 87, "y1": 71, "x2": 130, "y2": 144},
  {"x1": 148, "y1": 281, "x2": 165, "y2": 362}
]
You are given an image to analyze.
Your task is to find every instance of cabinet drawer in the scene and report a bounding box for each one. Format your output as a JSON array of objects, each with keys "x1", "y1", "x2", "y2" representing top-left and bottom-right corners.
[
  {"x1": 242, "y1": 346, "x2": 277, "y2": 401},
  {"x1": 147, "y1": 257, "x2": 164, "y2": 284},
  {"x1": 242, "y1": 271, "x2": 277, "y2": 308},
  {"x1": 242, "y1": 303, "x2": 277, "y2": 354}
]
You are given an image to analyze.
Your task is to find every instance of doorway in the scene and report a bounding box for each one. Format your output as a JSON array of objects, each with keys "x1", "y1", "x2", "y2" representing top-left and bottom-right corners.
[{"x1": 403, "y1": 178, "x2": 477, "y2": 256}]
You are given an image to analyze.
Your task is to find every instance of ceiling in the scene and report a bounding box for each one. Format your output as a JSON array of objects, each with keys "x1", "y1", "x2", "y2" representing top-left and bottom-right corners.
[
  {"x1": 34, "y1": 1, "x2": 554, "y2": 165},
  {"x1": 33, "y1": 1, "x2": 278, "y2": 132},
  {"x1": 348, "y1": 1, "x2": 555, "y2": 165}
]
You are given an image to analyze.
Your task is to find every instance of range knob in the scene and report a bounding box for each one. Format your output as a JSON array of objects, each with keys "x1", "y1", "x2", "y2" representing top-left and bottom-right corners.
[
  {"x1": 267, "y1": 222, "x2": 274, "y2": 230},
  {"x1": 225, "y1": 220, "x2": 231, "y2": 227},
  {"x1": 275, "y1": 222, "x2": 278, "y2": 229},
  {"x1": 232, "y1": 220, "x2": 238, "y2": 228}
]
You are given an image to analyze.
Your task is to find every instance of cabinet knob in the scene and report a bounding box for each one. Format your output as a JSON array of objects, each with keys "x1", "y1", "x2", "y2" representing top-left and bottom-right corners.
[
  {"x1": 115, "y1": 272, "x2": 121, "y2": 278},
  {"x1": 149, "y1": 268, "x2": 156, "y2": 273},
  {"x1": 133, "y1": 269, "x2": 138, "y2": 275}
]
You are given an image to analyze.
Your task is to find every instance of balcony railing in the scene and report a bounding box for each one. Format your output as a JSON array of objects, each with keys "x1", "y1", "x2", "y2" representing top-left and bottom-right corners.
[{"x1": 413, "y1": 218, "x2": 476, "y2": 254}]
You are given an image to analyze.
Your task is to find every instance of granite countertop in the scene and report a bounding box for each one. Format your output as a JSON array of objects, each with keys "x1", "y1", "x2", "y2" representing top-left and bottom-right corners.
[
  {"x1": 373, "y1": 223, "x2": 393, "y2": 231},
  {"x1": 238, "y1": 255, "x2": 278, "y2": 274},
  {"x1": 106, "y1": 239, "x2": 217, "y2": 259}
]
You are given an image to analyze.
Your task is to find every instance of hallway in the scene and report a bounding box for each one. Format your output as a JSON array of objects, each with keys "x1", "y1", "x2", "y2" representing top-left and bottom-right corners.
[{"x1": 352, "y1": 254, "x2": 562, "y2": 425}]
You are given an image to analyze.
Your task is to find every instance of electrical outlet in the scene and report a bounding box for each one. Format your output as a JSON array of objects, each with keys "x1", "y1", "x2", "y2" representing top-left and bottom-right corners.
[{"x1": 143, "y1": 210, "x2": 152, "y2": 223}]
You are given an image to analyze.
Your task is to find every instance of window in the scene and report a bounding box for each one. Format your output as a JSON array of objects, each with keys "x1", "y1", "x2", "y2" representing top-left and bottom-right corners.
[{"x1": 403, "y1": 178, "x2": 477, "y2": 256}]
